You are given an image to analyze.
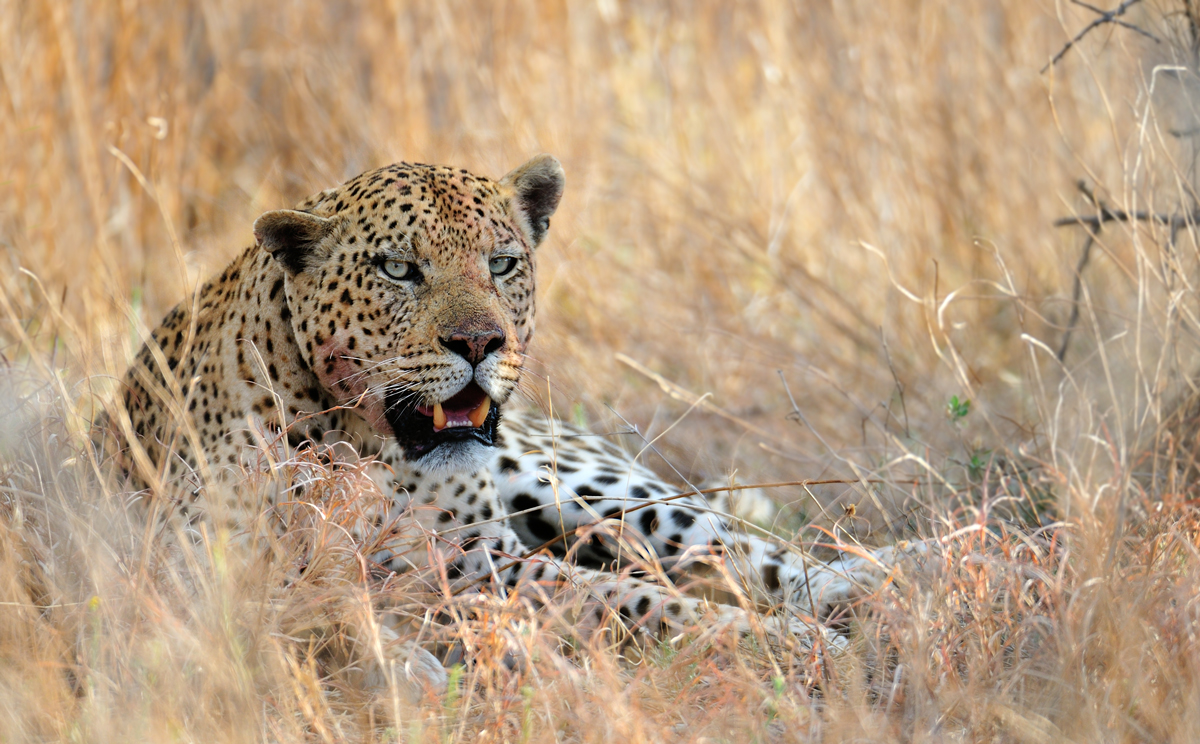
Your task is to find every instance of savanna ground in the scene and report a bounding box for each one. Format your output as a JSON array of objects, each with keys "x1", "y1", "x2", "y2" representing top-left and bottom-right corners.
[{"x1": 3, "y1": 0, "x2": 1200, "y2": 741}]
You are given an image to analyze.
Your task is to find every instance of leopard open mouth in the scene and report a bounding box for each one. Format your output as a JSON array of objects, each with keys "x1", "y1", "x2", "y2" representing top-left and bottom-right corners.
[{"x1": 385, "y1": 382, "x2": 501, "y2": 461}]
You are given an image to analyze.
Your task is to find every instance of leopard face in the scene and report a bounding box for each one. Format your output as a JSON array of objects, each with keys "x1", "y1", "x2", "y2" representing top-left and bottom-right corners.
[{"x1": 253, "y1": 156, "x2": 564, "y2": 472}]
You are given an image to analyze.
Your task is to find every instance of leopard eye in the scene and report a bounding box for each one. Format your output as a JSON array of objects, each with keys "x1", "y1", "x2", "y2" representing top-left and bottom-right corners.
[
  {"x1": 489, "y1": 256, "x2": 518, "y2": 276},
  {"x1": 381, "y1": 259, "x2": 414, "y2": 280}
]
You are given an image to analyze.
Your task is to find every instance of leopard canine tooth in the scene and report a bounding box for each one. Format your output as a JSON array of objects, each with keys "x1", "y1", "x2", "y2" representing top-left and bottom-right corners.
[
  {"x1": 432, "y1": 402, "x2": 447, "y2": 431},
  {"x1": 468, "y1": 397, "x2": 491, "y2": 428}
]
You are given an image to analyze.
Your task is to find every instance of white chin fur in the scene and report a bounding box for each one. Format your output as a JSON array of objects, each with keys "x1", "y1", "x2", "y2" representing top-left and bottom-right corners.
[{"x1": 412, "y1": 440, "x2": 493, "y2": 475}]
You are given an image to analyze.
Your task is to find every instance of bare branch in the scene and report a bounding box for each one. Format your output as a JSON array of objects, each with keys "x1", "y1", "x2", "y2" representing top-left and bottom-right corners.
[
  {"x1": 1043, "y1": 0, "x2": 1154, "y2": 73},
  {"x1": 1054, "y1": 180, "x2": 1200, "y2": 360},
  {"x1": 1053, "y1": 207, "x2": 1200, "y2": 229}
]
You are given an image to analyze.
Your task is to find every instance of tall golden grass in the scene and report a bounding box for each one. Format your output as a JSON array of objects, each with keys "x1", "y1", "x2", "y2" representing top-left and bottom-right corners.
[{"x1": 3, "y1": 0, "x2": 1200, "y2": 740}]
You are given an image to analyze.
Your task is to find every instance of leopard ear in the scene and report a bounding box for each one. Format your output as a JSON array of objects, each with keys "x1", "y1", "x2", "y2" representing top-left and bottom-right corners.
[
  {"x1": 253, "y1": 209, "x2": 338, "y2": 274},
  {"x1": 500, "y1": 154, "x2": 564, "y2": 247}
]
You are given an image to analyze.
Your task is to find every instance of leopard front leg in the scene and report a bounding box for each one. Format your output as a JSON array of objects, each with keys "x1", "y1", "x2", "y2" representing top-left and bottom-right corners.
[{"x1": 497, "y1": 554, "x2": 844, "y2": 652}]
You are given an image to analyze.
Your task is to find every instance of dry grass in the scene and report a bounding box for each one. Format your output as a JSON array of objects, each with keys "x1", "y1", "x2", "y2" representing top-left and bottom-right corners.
[{"x1": 3, "y1": 0, "x2": 1200, "y2": 740}]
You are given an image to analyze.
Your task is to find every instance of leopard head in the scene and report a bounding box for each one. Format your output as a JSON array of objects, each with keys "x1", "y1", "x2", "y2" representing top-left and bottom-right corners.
[{"x1": 252, "y1": 155, "x2": 564, "y2": 471}]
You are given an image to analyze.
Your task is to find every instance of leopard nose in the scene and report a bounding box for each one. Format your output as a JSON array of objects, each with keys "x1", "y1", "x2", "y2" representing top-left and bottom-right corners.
[{"x1": 441, "y1": 328, "x2": 505, "y2": 366}]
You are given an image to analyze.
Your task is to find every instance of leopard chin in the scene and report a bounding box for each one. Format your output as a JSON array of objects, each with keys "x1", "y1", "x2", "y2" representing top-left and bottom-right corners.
[{"x1": 384, "y1": 389, "x2": 503, "y2": 471}]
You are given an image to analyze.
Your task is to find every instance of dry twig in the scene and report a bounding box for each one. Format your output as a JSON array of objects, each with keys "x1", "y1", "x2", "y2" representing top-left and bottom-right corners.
[
  {"x1": 1042, "y1": 0, "x2": 1158, "y2": 72},
  {"x1": 1054, "y1": 180, "x2": 1200, "y2": 360}
]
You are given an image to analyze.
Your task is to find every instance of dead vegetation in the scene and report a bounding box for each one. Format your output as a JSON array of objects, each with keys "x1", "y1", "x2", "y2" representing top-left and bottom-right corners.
[{"x1": 3, "y1": 0, "x2": 1200, "y2": 740}]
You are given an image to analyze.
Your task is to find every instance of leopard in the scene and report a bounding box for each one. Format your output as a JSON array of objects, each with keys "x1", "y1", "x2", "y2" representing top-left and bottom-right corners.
[{"x1": 100, "y1": 155, "x2": 909, "y2": 698}]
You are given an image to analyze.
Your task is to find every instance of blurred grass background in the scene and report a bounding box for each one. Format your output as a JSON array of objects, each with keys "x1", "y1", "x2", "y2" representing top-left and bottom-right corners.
[
  {"x1": 4, "y1": 0, "x2": 1168, "y2": 486},
  {"x1": 4, "y1": 0, "x2": 1200, "y2": 740}
]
